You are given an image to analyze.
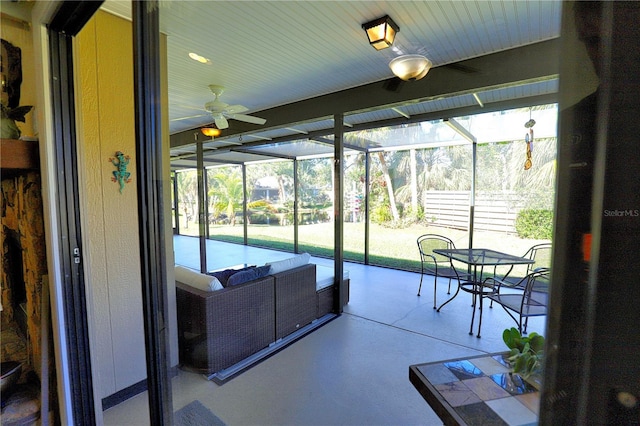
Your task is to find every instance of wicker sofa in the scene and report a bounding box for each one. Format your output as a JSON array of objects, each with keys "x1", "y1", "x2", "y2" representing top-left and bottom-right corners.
[{"x1": 175, "y1": 258, "x2": 349, "y2": 380}]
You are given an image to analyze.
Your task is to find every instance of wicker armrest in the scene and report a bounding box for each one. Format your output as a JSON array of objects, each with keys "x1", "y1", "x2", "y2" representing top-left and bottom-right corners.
[
  {"x1": 272, "y1": 264, "x2": 317, "y2": 339},
  {"x1": 176, "y1": 276, "x2": 276, "y2": 374}
]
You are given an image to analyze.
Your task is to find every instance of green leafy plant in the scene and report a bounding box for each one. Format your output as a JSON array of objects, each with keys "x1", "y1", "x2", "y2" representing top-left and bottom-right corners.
[
  {"x1": 1, "y1": 103, "x2": 33, "y2": 139},
  {"x1": 515, "y1": 209, "x2": 553, "y2": 239},
  {"x1": 371, "y1": 203, "x2": 392, "y2": 224},
  {"x1": 502, "y1": 327, "x2": 545, "y2": 379}
]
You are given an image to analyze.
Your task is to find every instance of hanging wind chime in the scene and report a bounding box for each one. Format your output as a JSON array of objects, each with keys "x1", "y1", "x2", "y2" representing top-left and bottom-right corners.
[{"x1": 524, "y1": 109, "x2": 536, "y2": 170}]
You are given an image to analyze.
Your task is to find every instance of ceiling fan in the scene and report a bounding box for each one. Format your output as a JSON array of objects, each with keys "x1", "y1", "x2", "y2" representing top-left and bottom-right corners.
[{"x1": 171, "y1": 84, "x2": 267, "y2": 129}]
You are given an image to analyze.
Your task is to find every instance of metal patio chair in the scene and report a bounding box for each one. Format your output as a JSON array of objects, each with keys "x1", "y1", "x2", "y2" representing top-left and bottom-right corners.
[
  {"x1": 416, "y1": 234, "x2": 470, "y2": 309},
  {"x1": 485, "y1": 268, "x2": 551, "y2": 334},
  {"x1": 493, "y1": 243, "x2": 552, "y2": 286},
  {"x1": 489, "y1": 243, "x2": 552, "y2": 307}
]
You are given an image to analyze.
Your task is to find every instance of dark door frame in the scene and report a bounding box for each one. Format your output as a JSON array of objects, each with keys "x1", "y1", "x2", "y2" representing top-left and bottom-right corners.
[
  {"x1": 132, "y1": 2, "x2": 173, "y2": 424},
  {"x1": 47, "y1": 1, "x2": 172, "y2": 424},
  {"x1": 47, "y1": 2, "x2": 104, "y2": 424}
]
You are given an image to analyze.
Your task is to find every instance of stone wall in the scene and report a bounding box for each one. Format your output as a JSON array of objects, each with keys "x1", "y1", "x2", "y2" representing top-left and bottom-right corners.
[{"x1": 1, "y1": 170, "x2": 47, "y2": 378}]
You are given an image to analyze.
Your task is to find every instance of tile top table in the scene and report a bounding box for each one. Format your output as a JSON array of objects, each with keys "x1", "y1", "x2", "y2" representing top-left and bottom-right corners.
[{"x1": 409, "y1": 353, "x2": 540, "y2": 426}]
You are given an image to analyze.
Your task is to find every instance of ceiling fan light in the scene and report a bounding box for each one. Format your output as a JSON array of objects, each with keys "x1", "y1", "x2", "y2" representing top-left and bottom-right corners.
[
  {"x1": 362, "y1": 15, "x2": 399, "y2": 50},
  {"x1": 201, "y1": 127, "x2": 221, "y2": 137},
  {"x1": 389, "y1": 54, "x2": 432, "y2": 81}
]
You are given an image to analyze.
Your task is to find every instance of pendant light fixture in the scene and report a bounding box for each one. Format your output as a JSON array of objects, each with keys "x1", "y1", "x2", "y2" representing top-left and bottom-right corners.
[
  {"x1": 362, "y1": 15, "x2": 431, "y2": 81},
  {"x1": 362, "y1": 15, "x2": 399, "y2": 50}
]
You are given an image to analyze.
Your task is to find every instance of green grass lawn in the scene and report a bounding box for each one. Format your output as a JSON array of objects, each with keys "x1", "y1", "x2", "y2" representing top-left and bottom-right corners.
[{"x1": 179, "y1": 221, "x2": 550, "y2": 273}]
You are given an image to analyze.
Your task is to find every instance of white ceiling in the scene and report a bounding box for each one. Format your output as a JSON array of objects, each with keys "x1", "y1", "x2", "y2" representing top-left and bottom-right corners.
[{"x1": 101, "y1": 0, "x2": 562, "y2": 138}]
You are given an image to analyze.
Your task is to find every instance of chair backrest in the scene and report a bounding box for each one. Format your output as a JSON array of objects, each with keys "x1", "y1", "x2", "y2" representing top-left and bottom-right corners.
[
  {"x1": 417, "y1": 234, "x2": 455, "y2": 264},
  {"x1": 526, "y1": 243, "x2": 552, "y2": 273},
  {"x1": 523, "y1": 268, "x2": 551, "y2": 301},
  {"x1": 494, "y1": 242, "x2": 552, "y2": 282}
]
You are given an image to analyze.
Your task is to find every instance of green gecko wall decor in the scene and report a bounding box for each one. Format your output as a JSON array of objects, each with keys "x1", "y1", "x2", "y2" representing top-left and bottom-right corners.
[{"x1": 109, "y1": 151, "x2": 132, "y2": 193}]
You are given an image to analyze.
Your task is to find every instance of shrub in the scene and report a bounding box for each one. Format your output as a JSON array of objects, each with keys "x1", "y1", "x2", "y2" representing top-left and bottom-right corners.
[
  {"x1": 515, "y1": 209, "x2": 553, "y2": 239},
  {"x1": 248, "y1": 199, "x2": 274, "y2": 211},
  {"x1": 371, "y1": 204, "x2": 392, "y2": 224}
]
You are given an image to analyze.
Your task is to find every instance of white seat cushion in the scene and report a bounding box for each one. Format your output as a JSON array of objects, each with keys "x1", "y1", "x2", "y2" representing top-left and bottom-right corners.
[
  {"x1": 266, "y1": 253, "x2": 311, "y2": 274},
  {"x1": 315, "y1": 265, "x2": 349, "y2": 291},
  {"x1": 175, "y1": 265, "x2": 223, "y2": 292}
]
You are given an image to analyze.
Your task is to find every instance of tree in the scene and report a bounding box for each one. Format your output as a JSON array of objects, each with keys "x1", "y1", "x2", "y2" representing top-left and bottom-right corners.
[
  {"x1": 209, "y1": 167, "x2": 243, "y2": 225},
  {"x1": 376, "y1": 152, "x2": 399, "y2": 221},
  {"x1": 298, "y1": 157, "x2": 332, "y2": 207},
  {"x1": 246, "y1": 160, "x2": 293, "y2": 205},
  {"x1": 175, "y1": 169, "x2": 197, "y2": 228}
]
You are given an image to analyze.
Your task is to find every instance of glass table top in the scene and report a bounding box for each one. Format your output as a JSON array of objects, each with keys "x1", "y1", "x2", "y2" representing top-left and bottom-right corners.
[{"x1": 432, "y1": 248, "x2": 536, "y2": 266}]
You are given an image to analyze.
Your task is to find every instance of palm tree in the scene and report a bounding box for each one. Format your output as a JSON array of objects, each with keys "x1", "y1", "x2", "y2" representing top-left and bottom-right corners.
[
  {"x1": 375, "y1": 152, "x2": 400, "y2": 221},
  {"x1": 412, "y1": 145, "x2": 471, "y2": 212},
  {"x1": 509, "y1": 137, "x2": 557, "y2": 209},
  {"x1": 209, "y1": 167, "x2": 244, "y2": 225},
  {"x1": 175, "y1": 169, "x2": 197, "y2": 228},
  {"x1": 298, "y1": 157, "x2": 332, "y2": 207}
]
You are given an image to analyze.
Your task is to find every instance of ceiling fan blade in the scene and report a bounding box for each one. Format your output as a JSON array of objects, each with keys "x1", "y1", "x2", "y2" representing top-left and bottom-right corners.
[
  {"x1": 172, "y1": 103, "x2": 207, "y2": 111},
  {"x1": 214, "y1": 115, "x2": 229, "y2": 129},
  {"x1": 170, "y1": 113, "x2": 208, "y2": 122},
  {"x1": 224, "y1": 104, "x2": 249, "y2": 114},
  {"x1": 228, "y1": 113, "x2": 266, "y2": 125}
]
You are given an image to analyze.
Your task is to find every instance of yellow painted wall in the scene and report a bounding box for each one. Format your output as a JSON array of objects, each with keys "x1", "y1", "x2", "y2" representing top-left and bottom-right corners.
[{"x1": 75, "y1": 10, "x2": 175, "y2": 399}]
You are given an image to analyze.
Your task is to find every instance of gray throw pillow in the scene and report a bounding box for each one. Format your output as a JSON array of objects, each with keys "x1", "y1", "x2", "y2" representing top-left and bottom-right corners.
[{"x1": 227, "y1": 265, "x2": 271, "y2": 287}]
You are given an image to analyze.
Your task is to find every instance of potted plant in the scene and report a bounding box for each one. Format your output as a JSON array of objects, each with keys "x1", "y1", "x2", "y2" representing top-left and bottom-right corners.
[
  {"x1": 502, "y1": 327, "x2": 545, "y2": 389},
  {"x1": 0, "y1": 103, "x2": 32, "y2": 139}
]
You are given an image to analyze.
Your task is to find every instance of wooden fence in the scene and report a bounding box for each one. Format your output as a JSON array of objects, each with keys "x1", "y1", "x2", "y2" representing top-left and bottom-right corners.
[{"x1": 423, "y1": 190, "x2": 526, "y2": 233}]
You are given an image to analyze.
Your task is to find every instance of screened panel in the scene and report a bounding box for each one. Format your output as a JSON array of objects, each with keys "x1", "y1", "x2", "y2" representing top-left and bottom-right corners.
[
  {"x1": 343, "y1": 153, "x2": 365, "y2": 263},
  {"x1": 453, "y1": 105, "x2": 558, "y2": 143},
  {"x1": 367, "y1": 142, "x2": 473, "y2": 271},
  {"x1": 246, "y1": 161, "x2": 294, "y2": 251},
  {"x1": 297, "y1": 157, "x2": 334, "y2": 257},
  {"x1": 175, "y1": 169, "x2": 199, "y2": 236},
  {"x1": 170, "y1": 104, "x2": 558, "y2": 278},
  {"x1": 243, "y1": 140, "x2": 334, "y2": 158},
  {"x1": 367, "y1": 149, "x2": 413, "y2": 269},
  {"x1": 471, "y1": 105, "x2": 557, "y2": 280},
  {"x1": 349, "y1": 120, "x2": 468, "y2": 151},
  {"x1": 170, "y1": 172, "x2": 176, "y2": 231},
  {"x1": 207, "y1": 165, "x2": 245, "y2": 243}
]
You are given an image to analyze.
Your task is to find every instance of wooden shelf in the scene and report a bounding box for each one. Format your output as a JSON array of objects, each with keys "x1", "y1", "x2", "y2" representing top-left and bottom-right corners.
[{"x1": 1, "y1": 138, "x2": 40, "y2": 170}]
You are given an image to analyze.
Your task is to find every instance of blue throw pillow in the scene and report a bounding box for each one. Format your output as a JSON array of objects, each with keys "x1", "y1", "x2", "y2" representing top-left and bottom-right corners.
[
  {"x1": 209, "y1": 268, "x2": 240, "y2": 287},
  {"x1": 227, "y1": 265, "x2": 271, "y2": 287}
]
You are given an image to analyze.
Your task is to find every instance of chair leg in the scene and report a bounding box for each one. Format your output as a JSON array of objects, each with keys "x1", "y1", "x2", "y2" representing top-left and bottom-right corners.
[
  {"x1": 436, "y1": 282, "x2": 461, "y2": 312},
  {"x1": 433, "y1": 274, "x2": 438, "y2": 309},
  {"x1": 417, "y1": 264, "x2": 424, "y2": 296},
  {"x1": 468, "y1": 294, "x2": 477, "y2": 336},
  {"x1": 447, "y1": 278, "x2": 452, "y2": 294},
  {"x1": 476, "y1": 294, "x2": 483, "y2": 338}
]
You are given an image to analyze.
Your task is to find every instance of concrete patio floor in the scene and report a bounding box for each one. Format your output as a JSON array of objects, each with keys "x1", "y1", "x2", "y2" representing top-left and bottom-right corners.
[{"x1": 103, "y1": 235, "x2": 547, "y2": 425}]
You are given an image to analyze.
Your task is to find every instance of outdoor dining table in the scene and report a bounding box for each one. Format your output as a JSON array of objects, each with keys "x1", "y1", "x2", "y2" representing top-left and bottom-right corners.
[{"x1": 433, "y1": 248, "x2": 535, "y2": 338}]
